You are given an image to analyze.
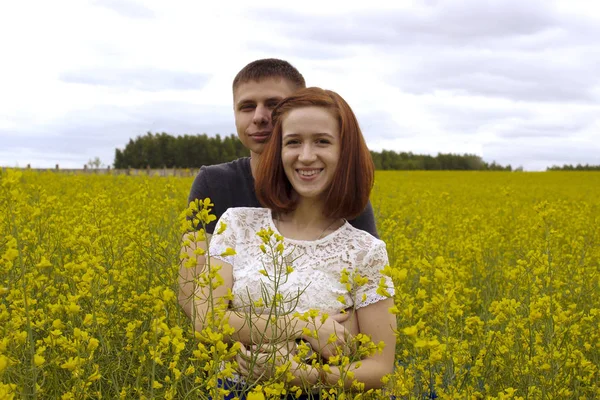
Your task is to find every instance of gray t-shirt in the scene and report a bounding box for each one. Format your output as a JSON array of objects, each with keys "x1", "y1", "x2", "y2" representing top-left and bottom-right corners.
[{"x1": 187, "y1": 157, "x2": 378, "y2": 237}]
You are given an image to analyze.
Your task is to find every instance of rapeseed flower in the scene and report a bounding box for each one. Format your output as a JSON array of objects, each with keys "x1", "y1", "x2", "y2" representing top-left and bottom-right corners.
[{"x1": 1, "y1": 169, "x2": 599, "y2": 398}]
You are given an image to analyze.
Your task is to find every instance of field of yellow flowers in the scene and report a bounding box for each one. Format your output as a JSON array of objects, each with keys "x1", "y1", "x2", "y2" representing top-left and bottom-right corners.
[{"x1": 1, "y1": 169, "x2": 599, "y2": 399}]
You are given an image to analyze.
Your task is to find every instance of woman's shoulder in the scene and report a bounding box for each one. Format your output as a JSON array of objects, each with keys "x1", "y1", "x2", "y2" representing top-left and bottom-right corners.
[
  {"x1": 340, "y1": 226, "x2": 389, "y2": 274},
  {"x1": 341, "y1": 224, "x2": 387, "y2": 252},
  {"x1": 223, "y1": 207, "x2": 269, "y2": 217},
  {"x1": 220, "y1": 207, "x2": 271, "y2": 228}
]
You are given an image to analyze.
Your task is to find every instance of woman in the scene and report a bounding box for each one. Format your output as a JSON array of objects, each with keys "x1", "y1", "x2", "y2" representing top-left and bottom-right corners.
[{"x1": 198, "y1": 87, "x2": 396, "y2": 398}]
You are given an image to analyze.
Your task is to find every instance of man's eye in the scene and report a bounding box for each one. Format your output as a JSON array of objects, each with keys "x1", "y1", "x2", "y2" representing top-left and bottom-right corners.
[
  {"x1": 285, "y1": 140, "x2": 300, "y2": 146},
  {"x1": 240, "y1": 104, "x2": 254, "y2": 111}
]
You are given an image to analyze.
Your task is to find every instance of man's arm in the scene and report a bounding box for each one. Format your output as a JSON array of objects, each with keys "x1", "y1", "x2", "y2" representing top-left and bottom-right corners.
[
  {"x1": 179, "y1": 166, "x2": 221, "y2": 317},
  {"x1": 178, "y1": 232, "x2": 211, "y2": 319},
  {"x1": 348, "y1": 200, "x2": 379, "y2": 238},
  {"x1": 187, "y1": 167, "x2": 220, "y2": 235}
]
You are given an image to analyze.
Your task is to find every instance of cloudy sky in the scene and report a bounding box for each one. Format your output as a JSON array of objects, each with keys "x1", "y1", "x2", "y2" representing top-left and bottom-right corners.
[{"x1": 1, "y1": 0, "x2": 599, "y2": 171}]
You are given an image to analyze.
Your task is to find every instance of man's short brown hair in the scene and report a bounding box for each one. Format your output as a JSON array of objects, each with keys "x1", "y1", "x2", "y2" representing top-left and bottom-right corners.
[
  {"x1": 255, "y1": 87, "x2": 374, "y2": 220},
  {"x1": 232, "y1": 58, "x2": 306, "y2": 92}
]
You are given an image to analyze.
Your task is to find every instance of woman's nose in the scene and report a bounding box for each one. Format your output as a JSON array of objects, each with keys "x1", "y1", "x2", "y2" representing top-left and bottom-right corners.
[{"x1": 298, "y1": 145, "x2": 316, "y2": 163}]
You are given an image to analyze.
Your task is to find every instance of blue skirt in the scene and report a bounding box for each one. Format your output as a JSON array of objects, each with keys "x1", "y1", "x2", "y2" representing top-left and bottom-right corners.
[
  {"x1": 211, "y1": 378, "x2": 434, "y2": 399},
  {"x1": 211, "y1": 379, "x2": 313, "y2": 400}
]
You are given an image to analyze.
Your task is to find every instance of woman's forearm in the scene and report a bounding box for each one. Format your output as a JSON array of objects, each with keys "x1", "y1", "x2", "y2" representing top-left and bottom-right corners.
[
  {"x1": 320, "y1": 358, "x2": 393, "y2": 391},
  {"x1": 288, "y1": 361, "x2": 319, "y2": 388},
  {"x1": 287, "y1": 356, "x2": 391, "y2": 393},
  {"x1": 224, "y1": 310, "x2": 305, "y2": 345}
]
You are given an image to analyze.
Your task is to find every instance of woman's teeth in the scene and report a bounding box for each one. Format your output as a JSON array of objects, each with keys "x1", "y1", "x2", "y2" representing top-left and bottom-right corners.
[{"x1": 298, "y1": 169, "x2": 320, "y2": 176}]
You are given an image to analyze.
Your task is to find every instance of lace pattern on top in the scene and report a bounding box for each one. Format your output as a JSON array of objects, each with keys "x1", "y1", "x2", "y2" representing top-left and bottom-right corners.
[{"x1": 209, "y1": 208, "x2": 394, "y2": 315}]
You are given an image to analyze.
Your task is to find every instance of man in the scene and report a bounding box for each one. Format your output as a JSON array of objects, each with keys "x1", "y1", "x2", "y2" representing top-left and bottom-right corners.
[{"x1": 178, "y1": 58, "x2": 378, "y2": 318}]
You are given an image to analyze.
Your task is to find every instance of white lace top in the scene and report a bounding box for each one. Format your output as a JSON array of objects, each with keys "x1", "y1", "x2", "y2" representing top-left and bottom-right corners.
[{"x1": 209, "y1": 208, "x2": 394, "y2": 315}]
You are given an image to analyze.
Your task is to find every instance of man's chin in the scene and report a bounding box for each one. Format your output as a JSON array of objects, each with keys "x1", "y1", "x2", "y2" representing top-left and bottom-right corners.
[{"x1": 248, "y1": 144, "x2": 266, "y2": 157}]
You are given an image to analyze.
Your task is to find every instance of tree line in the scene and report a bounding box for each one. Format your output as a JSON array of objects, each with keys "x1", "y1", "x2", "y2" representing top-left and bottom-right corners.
[
  {"x1": 369, "y1": 150, "x2": 512, "y2": 171},
  {"x1": 547, "y1": 164, "x2": 600, "y2": 171},
  {"x1": 114, "y1": 132, "x2": 249, "y2": 169},
  {"x1": 114, "y1": 132, "x2": 513, "y2": 171}
]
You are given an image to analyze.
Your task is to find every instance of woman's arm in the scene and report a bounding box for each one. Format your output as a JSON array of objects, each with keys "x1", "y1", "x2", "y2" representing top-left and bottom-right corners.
[
  {"x1": 193, "y1": 256, "x2": 352, "y2": 349},
  {"x1": 235, "y1": 298, "x2": 396, "y2": 391},
  {"x1": 316, "y1": 238, "x2": 396, "y2": 390},
  {"x1": 180, "y1": 222, "x2": 284, "y2": 340},
  {"x1": 320, "y1": 297, "x2": 396, "y2": 390}
]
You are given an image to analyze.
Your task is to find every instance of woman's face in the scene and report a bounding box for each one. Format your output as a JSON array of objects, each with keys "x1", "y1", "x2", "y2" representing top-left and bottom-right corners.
[{"x1": 280, "y1": 106, "x2": 340, "y2": 202}]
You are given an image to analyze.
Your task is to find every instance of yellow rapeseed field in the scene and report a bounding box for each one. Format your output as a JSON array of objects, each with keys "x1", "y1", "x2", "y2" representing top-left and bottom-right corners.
[{"x1": 1, "y1": 169, "x2": 599, "y2": 399}]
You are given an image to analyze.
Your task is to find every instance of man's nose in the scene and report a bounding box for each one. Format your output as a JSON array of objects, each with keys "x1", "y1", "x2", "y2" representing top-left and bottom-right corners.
[{"x1": 253, "y1": 105, "x2": 270, "y2": 125}]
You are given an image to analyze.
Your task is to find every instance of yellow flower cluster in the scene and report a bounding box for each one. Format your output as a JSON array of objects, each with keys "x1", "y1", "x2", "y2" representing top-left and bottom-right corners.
[
  {"x1": 0, "y1": 170, "x2": 203, "y2": 399},
  {"x1": 373, "y1": 171, "x2": 600, "y2": 399},
  {"x1": 1, "y1": 168, "x2": 599, "y2": 399}
]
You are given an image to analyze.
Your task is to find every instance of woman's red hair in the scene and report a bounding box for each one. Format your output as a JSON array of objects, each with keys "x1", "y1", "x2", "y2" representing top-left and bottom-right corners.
[{"x1": 255, "y1": 87, "x2": 374, "y2": 220}]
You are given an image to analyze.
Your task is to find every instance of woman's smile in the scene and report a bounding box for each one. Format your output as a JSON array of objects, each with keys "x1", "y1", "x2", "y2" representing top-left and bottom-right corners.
[{"x1": 296, "y1": 168, "x2": 323, "y2": 179}]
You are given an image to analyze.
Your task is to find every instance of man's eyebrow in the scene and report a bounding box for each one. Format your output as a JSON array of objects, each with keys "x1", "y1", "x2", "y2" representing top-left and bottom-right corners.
[
  {"x1": 235, "y1": 97, "x2": 282, "y2": 108},
  {"x1": 235, "y1": 99, "x2": 255, "y2": 108}
]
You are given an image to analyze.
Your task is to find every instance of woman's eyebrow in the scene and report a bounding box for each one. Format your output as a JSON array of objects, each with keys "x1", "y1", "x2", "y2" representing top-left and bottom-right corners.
[{"x1": 283, "y1": 132, "x2": 335, "y2": 138}]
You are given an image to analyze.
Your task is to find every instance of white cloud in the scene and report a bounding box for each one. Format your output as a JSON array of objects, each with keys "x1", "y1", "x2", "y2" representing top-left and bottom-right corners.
[
  {"x1": 92, "y1": 0, "x2": 155, "y2": 19},
  {"x1": 60, "y1": 67, "x2": 210, "y2": 91},
  {"x1": 1, "y1": 0, "x2": 599, "y2": 170}
]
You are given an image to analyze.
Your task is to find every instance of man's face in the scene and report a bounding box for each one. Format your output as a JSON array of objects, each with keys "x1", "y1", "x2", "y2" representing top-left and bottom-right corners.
[{"x1": 233, "y1": 77, "x2": 297, "y2": 157}]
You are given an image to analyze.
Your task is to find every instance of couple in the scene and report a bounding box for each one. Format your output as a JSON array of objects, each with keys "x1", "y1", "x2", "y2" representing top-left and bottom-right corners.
[{"x1": 179, "y1": 59, "x2": 396, "y2": 398}]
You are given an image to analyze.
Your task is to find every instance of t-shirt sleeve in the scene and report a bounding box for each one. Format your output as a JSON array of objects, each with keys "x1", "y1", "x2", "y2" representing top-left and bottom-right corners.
[
  {"x1": 187, "y1": 166, "x2": 219, "y2": 234},
  {"x1": 208, "y1": 209, "x2": 238, "y2": 266},
  {"x1": 354, "y1": 240, "x2": 395, "y2": 309},
  {"x1": 348, "y1": 200, "x2": 379, "y2": 239}
]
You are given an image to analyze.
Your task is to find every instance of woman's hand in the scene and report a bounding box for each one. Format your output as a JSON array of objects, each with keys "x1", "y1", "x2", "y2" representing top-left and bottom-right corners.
[
  {"x1": 236, "y1": 309, "x2": 359, "y2": 382},
  {"x1": 332, "y1": 308, "x2": 359, "y2": 336},
  {"x1": 236, "y1": 342, "x2": 295, "y2": 382},
  {"x1": 303, "y1": 311, "x2": 355, "y2": 361}
]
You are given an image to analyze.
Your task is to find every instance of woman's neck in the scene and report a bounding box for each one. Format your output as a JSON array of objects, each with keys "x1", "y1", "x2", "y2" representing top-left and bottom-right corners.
[
  {"x1": 289, "y1": 198, "x2": 326, "y2": 226},
  {"x1": 275, "y1": 198, "x2": 343, "y2": 241}
]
